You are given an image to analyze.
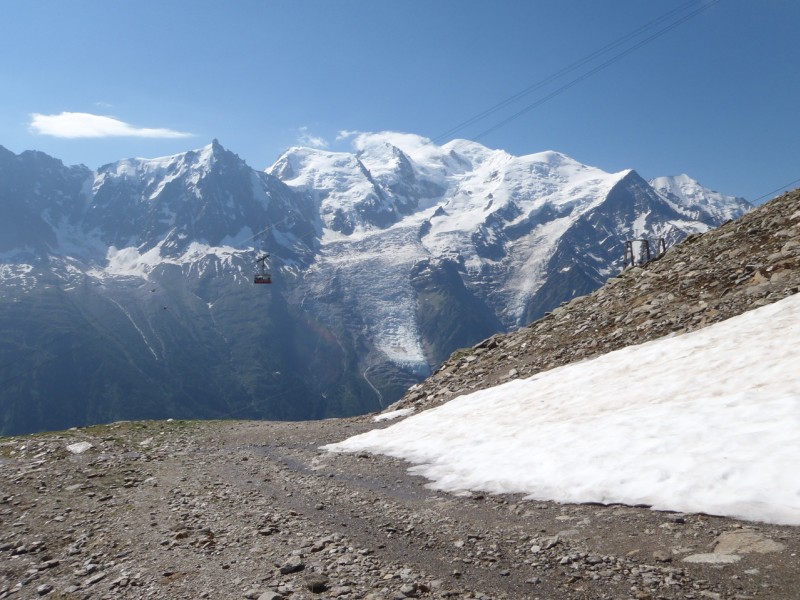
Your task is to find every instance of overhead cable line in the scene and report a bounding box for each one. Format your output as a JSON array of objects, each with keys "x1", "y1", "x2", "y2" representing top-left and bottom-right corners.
[
  {"x1": 430, "y1": 0, "x2": 710, "y2": 145},
  {"x1": 751, "y1": 177, "x2": 800, "y2": 204},
  {"x1": 471, "y1": 0, "x2": 722, "y2": 143}
]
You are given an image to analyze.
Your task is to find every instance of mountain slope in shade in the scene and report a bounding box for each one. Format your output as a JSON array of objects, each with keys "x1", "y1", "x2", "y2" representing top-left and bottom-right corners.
[{"x1": 0, "y1": 135, "x2": 751, "y2": 434}]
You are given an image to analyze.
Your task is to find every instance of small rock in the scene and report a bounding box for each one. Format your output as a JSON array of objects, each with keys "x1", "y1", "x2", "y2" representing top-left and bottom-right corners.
[
  {"x1": 303, "y1": 573, "x2": 329, "y2": 593},
  {"x1": 653, "y1": 549, "x2": 672, "y2": 562},
  {"x1": 84, "y1": 572, "x2": 107, "y2": 586},
  {"x1": 682, "y1": 553, "x2": 741, "y2": 564},
  {"x1": 279, "y1": 555, "x2": 305, "y2": 574},
  {"x1": 66, "y1": 442, "x2": 93, "y2": 454},
  {"x1": 714, "y1": 530, "x2": 785, "y2": 555},
  {"x1": 544, "y1": 535, "x2": 560, "y2": 549}
]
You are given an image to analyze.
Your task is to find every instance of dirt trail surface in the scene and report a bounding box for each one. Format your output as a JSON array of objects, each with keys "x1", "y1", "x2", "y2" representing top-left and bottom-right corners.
[{"x1": 2, "y1": 417, "x2": 798, "y2": 600}]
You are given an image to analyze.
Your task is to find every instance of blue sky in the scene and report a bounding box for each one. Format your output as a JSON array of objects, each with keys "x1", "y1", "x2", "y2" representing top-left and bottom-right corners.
[{"x1": 1, "y1": 0, "x2": 798, "y2": 202}]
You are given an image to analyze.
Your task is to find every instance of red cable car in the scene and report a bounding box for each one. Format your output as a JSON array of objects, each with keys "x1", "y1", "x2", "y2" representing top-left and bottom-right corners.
[{"x1": 254, "y1": 254, "x2": 272, "y2": 284}]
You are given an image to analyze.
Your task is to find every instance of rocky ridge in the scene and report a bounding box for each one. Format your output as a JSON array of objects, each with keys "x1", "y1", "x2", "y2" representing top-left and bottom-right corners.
[{"x1": 391, "y1": 188, "x2": 800, "y2": 413}]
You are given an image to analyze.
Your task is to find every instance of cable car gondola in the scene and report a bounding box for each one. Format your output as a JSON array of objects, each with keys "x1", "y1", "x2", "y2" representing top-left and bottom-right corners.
[{"x1": 254, "y1": 254, "x2": 272, "y2": 284}]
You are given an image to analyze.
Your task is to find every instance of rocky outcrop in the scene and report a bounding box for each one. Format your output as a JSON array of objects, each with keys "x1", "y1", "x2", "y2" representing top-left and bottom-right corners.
[{"x1": 391, "y1": 188, "x2": 800, "y2": 413}]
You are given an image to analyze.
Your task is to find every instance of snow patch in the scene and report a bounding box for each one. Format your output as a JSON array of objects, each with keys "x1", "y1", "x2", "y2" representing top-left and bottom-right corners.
[
  {"x1": 373, "y1": 408, "x2": 415, "y2": 422},
  {"x1": 327, "y1": 292, "x2": 800, "y2": 525}
]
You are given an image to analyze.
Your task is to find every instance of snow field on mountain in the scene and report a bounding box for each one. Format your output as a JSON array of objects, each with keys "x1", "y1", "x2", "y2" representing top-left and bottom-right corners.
[
  {"x1": 271, "y1": 132, "x2": 751, "y2": 368},
  {"x1": 650, "y1": 174, "x2": 750, "y2": 222},
  {"x1": 326, "y1": 292, "x2": 800, "y2": 525},
  {"x1": 97, "y1": 239, "x2": 250, "y2": 279},
  {"x1": 313, "y1": 225, "x2": 429, "y2": 370}
]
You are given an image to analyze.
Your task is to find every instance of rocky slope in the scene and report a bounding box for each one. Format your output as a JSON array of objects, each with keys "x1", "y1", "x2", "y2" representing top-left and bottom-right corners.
[
  {"x1": 390, "y1": 187, "x2": 800, "y2": 414},
  {"x1": 0, "y1": 190, "x2": 798, "y2": 599}
]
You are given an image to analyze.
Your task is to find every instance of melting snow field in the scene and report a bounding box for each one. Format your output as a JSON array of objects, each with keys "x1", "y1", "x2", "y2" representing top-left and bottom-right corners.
[{"x1": 326, "y1": 292, "x2": 800, "y2": 525}]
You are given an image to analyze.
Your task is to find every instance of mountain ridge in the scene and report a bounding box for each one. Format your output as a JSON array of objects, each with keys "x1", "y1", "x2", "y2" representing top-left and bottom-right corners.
[
  {"x1": 0, "y1": 135, "x2": 752, "y2": 434},
  {"x1": 390, "y1": 186, "x2": 800, "y2": 415}
]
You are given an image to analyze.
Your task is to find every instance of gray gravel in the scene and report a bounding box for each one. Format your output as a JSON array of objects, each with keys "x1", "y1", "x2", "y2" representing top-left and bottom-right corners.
[{"x1": 1, "y1": 417, "x2": 798, "y2": 599}]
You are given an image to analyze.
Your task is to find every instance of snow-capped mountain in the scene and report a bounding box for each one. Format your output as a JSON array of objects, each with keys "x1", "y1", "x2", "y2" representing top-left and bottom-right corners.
[
  {"x1": 650, "y1": 174, "x2": 751, "y2": 223},
  {"x1": 0, "y1": 134, "x2": 751, "y2": 434},
  {"x1": 270, "y1": 132, "x2": 749, "y2": 367}
]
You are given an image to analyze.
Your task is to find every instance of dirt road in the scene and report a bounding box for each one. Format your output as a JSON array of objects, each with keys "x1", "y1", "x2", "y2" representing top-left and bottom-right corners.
[{"x1": 2, "y1": 417, "x2": 798, "y2": 599}]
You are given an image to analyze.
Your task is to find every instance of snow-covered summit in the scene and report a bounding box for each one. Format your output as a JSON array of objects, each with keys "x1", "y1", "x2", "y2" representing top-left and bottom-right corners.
[
  {"x1": 263, "y1": 132, "x2": 751, "y2": 371},
  {"x1": 650, "y1": 174, "x2": 751, "y2": 222},
  {"x1": 97, "y1": 139, "x2": 244, "y2": 193}
]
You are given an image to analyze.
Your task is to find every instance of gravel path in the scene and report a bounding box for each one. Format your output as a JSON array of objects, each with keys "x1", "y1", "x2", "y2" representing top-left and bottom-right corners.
[{"x1": 2, "y1": 417, "x2": 798, "y2": 599}]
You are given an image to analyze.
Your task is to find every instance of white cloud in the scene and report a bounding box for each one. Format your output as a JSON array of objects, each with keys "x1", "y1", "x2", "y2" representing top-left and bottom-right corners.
[
  {"x1": 336, "y1": 129, "x2": 361, "y2": 141},
  {"x1": 297, "y1": 126, "x2": 328, "y2": 149},
  {"x1": 29, "y1": 112, "x2": 193, "y2": 139}
]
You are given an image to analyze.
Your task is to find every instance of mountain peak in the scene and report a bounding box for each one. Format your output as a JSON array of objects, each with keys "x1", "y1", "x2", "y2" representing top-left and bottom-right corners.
[
  {"x1": 197, "y1": 138, "x2": 232, "y2": 166},
  {"x1": 650, "y1": 174, "x2": 751, "y2": 221}
]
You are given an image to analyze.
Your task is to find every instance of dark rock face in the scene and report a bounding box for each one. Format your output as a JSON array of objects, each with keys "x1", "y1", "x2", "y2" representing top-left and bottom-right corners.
[
  {"x1": 410, "y1": 258, "x2": 503, "y2": 366},
  {"x1": 0, "y1": 146, "x2": 92, "y2": 254}
]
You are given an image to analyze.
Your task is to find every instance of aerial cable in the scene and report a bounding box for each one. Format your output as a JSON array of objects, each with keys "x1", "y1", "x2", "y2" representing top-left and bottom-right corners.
[
  {"x1": 471, "y1": 0, "x2": 722, "y2": 143},
  {"x1": 430, "y1": 0, "x2": 709, "y2": 145},
  {"x1": 751, "y1": 177, "x2": 800, "y2": 205}
]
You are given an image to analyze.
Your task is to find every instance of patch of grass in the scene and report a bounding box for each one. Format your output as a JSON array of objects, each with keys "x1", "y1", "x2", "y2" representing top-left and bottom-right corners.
[{"x1": 448, "y1": 347, "x2": 474, "y2": 362}]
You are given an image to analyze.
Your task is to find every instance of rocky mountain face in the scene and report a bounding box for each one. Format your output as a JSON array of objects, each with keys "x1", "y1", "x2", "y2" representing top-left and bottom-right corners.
[
  {"x1": 0, "y1": 135, "x2": 750, "y2": 434},
  {"x1": 391, "y1": 187, "x2": 800, "y2": 414},
  {"x1": 0, "y1": 146, "x2": 93, "y2": 255}
]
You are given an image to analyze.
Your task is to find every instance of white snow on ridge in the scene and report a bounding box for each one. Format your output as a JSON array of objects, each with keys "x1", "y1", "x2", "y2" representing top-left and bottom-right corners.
[
  {"x1": 326, "y1": 292, "x2": 800, "y2": 525},
  {"x1": 93, "y1": 238, "x2": 250, "y2": 280},
  {"x1": 95, "y1": 142, "x2": 219, "y2": 201},
  {"x1": 650, "y1": 174, "x2": 750, "y2": 221},
  {"x1": 0, "y1": 263, "x2": 35, "y2": 288}
]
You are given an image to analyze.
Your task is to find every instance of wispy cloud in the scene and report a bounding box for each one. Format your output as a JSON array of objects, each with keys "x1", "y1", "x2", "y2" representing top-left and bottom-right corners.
[
  {"x1": 297, "y1": 126, "x2": 328, "y2": 149},
  {"x1": 30, "y1": 112, "x2": 193, "y2": 139},
  {"x1": 336, "y1": 129, "x2": 361, "y2": 141}
]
